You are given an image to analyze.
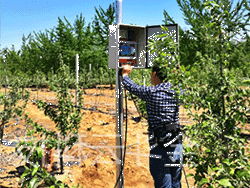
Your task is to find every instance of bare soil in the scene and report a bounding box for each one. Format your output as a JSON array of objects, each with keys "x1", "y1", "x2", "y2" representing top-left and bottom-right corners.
[{"x1": 0, "y1": 86, "x2": 249, "y2": 188}]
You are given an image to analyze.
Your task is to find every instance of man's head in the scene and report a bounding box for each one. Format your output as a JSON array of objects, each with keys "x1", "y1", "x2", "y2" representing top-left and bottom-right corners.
[{"x1": 151, "y1": 62, "x2": 165, "y2": 86}]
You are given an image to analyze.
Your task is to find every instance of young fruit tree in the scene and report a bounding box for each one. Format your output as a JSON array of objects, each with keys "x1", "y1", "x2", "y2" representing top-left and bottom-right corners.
[
  {"x1": 15, "y1": 129, "x2": 69, "y2": 188},
  {"x1": 24, "y1": 55, "x2": 84, "y2": 175},
  {"x1": 0, "y1": 77, "x2": 30, "y2": 145}
]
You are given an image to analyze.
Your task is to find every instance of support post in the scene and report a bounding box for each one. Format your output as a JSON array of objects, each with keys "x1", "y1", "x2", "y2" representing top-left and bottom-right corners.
[
  {"x1": 76, "y1": 54, "x2": 79, "y2": 107},
  {"x1": 4, "y1": 56, "x2": 7, "y2": 96},
  {"x1": 115, "y1": 0, "x2": 124, "y2": 188},
  {"x1": 89, "y1": 64, "x2": 91, "y2": 77}
]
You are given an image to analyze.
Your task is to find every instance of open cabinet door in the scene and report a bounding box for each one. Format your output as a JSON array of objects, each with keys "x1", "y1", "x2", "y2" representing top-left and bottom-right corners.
[
  {"x1": 146, "y1": 24, "x2": 179, "y2": 68},
  {"x1": 108, "y1": 24, "x2": 119, "y2": 69}
]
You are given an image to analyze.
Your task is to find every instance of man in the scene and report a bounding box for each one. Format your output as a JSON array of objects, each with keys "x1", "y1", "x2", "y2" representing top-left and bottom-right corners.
[{"x1": 122, "y1": 63, "x2": 183, "y2": 188}]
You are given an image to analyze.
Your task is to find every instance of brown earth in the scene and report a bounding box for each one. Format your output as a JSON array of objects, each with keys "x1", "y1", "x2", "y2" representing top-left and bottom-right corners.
[{"x1": 0, "y1": 86, "x2": 249, "y2": 188}]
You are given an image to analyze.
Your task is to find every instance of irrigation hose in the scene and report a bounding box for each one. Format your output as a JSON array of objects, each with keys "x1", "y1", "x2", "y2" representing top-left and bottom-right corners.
[
  {"x1": 182, "y1": 164, "x2": 189, "y2": 188},
  {"x1": 114, "y1": 88, "x2": 128, "y2": 188}
]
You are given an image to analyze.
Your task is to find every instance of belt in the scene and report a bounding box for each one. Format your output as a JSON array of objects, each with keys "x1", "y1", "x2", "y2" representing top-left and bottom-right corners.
[
  {"x1": 167, "y1": 122, "x2": 181, "y2": 131},
  {"x1": 157, "y1": 122, "x2": 181, "y2": 132}
]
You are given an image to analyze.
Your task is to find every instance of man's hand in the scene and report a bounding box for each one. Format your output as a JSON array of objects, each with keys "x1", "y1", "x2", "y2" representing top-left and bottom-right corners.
[{"x1": 122, "y1": 64, "x2": 132, "y2": 77}]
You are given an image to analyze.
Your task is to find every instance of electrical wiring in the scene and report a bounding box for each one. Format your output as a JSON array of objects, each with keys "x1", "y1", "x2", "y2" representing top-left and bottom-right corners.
[{"x1": 114, "y1": 88, "x2": 128, "y2": 188}]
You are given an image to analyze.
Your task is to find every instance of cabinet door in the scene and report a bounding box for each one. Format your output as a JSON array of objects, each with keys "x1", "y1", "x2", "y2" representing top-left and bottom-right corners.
[
  {"x1": 108, "y1": 25, "x2": 119, "y2": 69},
  {"x1": 146, "y1": 24, "x2": 179, "y2": 68}
]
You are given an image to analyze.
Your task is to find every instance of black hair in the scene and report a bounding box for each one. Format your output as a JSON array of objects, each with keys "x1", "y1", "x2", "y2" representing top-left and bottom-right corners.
[{"x1": 152, "y1": 62, "x2": 166, "y2": 82}]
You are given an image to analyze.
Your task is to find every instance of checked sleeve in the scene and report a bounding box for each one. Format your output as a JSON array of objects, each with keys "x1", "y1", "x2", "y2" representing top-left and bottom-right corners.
[{"x1": 122, "y1": 75, "x2": 152, "y2": 102}]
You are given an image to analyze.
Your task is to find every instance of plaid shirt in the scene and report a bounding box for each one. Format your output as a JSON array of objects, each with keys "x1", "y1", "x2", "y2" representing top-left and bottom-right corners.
[{"x1": 122, "y1": 75, "x2": 180, "y2": 129}]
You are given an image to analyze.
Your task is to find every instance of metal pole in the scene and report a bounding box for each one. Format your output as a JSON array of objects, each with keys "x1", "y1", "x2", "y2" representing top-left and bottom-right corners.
[
  {"x1": 115, "y1": 0, "x2": 123, "y2": 188},
  {"x1": 116, "y1": 0, "x2": 123, "y2": 24},
  {"x1": 76, "y1": 54, "x2": 79, "y2": 107}
]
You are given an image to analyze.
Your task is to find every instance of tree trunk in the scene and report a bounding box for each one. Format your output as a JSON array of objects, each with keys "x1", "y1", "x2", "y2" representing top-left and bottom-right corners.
[
  {"x1": 46, "y1": 72, "x2": 49, "y2": 81},
  {"x1": 110, "y1": 83, "x2": 113, "y2": 90},
  {"x1": 42, "y1": 147, "x2": 54, "y2": 172},
  {"x1": 0, "y1": 123, "x2": 4, "y2": 145},
  {"x1": 60, "y1": 149, "x2": 64, "y2": 174}
]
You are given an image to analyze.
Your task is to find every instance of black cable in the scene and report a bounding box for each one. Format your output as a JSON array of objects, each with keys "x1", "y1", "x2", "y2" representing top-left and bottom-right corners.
[
  {"x1": 182, "y1": 165, "x2": 189, "y2": 188},
  {"x1": 114, "y1": 89, "x2": 128, "y2": 188},
  {"x1": 129, "y1": 92, "x2": 142, "y2": 119}
]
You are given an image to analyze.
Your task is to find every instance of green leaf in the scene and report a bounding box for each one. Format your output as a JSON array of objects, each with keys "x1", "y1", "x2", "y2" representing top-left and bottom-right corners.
[
  {"x1": 208, "y1": 166, "x2": 212, "y2": 174},
  {"x1": 59, "y1": 182, "x2": 65, "y2": 188},
  {"x1": 156, "y1": 33, "x2": 167, "y2": 38},
  {"x1": 36, "y1": 146, "x2": 43, "y2": 159},
  {"x1": 222, "y1": 158, "x2": 230, "y2": 165},
  {"x1": 30, "y1": 177, "x2": 38, "y2": 188},
  {"x1": 32, "y1": 166, "x2": 39, "y2": 176},
  {"x1": 242, "y1": 79, "x2": 250, "y2": 84},
  {"x1": 224, "y1": 10, "x2": 229, "y2": 17},
  {"x1": 239, "y1": 170, "x2": 250, "y2": 177},
  {"x1": 209, "y1": 22, "x2": 215, "y2": 27},
  {"x1": 180, "y1": 65, "x2": 185, "y2": 72},
  {"x1": 198, "y1": 178, "x2": 209, "y2": 186},
  {"x1": 217, "y1": 179, "x2": 232, "y2": 186},
  {"x1": 229, "y1": 168, "x2": 235, "y2": 176},
  {"x1": 205, "y1": 149, "x2": 211, "y2": 153},
  {"x1": 186, "y1": 174, "x2": 193, "y2": 178},
  {"x1": 212, "y1": 167, "x2": 220, "y2": 171},
  {"x1": 20, "y1": 169, "x2": 30, "y2": 179}
]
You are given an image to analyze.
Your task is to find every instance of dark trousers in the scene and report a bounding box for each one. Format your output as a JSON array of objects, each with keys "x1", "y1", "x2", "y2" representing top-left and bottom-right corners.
[{"x1": 148, "y1": 130, "x2": 183, "y2": 188}]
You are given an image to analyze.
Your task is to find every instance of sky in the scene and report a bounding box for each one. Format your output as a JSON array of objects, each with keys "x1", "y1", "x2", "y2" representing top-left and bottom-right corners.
[{"x1": 1, "y1": 0, "x2": 248, "y2": 52}]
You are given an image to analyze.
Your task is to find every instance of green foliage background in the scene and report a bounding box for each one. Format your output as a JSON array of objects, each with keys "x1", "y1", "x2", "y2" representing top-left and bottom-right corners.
[
  {"x1": 0, "y1": 3, "x2": 116, "y2": 89},
  {"x1": 148, "y1": 0, "x2": 250, "y2": 187},
  {"x1": 0, "y1": 1, "x2": 249, "y2": 89}
]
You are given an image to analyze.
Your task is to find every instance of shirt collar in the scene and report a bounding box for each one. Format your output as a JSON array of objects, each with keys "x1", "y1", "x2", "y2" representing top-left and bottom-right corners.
[{"x1": 151, "y1": 82, "x2": 173, "y2": 92}]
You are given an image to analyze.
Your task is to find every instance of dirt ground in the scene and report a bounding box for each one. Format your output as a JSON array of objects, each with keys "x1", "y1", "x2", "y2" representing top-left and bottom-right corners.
[{"x1": 0, "y1": 86, "x2": 249, "y2": 188}]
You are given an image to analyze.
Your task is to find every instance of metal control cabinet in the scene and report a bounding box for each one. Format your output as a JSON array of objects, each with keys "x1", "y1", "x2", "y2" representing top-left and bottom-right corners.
[{"x1": 108, "y1": 23, "x2": 179, "y2": 69}]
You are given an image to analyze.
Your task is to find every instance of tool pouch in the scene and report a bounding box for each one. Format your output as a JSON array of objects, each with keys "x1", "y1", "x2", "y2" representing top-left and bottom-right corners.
[{"x1": 153, "y1": 124, "x2": 182, "y2": 148}]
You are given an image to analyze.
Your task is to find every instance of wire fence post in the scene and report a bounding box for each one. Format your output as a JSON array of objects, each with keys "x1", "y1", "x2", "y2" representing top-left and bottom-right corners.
[
  {"x1": 4, "y1": 56, "x2": 8, "y2": 97},
  {"x1": 76, "y1": 54, "x2": 79, "y2": 107},
  {"x1": 89, "y1": 64, "x2": 91, "y2": 77}
]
